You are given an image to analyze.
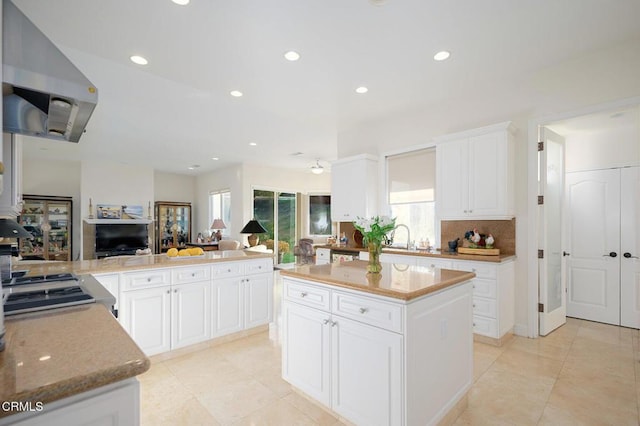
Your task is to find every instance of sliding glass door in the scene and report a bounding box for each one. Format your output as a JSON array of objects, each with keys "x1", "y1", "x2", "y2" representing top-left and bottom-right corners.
[{"x1": 253, "y1": 189, "x2": 297, "y2": 264}]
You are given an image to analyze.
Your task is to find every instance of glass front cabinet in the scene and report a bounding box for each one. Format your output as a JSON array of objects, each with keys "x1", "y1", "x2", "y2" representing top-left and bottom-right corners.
[
  {"x1": 155, "y1": 201, "x2": 192, "y2": 253},
  {"x1": 19, "y1": 195, "x2": 73, "y2": 261}
]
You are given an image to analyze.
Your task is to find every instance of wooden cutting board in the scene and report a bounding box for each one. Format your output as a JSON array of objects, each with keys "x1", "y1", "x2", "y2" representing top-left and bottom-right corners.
[{"x1": 458, "y1": 247, "x2": 500, "y2": 256}]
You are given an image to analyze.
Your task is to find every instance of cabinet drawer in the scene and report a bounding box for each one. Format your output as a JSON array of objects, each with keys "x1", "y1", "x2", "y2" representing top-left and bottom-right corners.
[
  {"x1": 472, "y1": 278, "x2": 497, "y2": 299},
  {"x1": 283, "y1": 279, "x2": 330, "y2": 311},
  {"x1": 416, "y1": 257, "x2": 453, "y2": 270},
  {"x1": 244, "y1": 258, "x2": 273, "y2": 275},
  {"x1": 211, "y1": 262, "x2": 243, "y2": 279},
  {"x1": 172, "y1": 265, "x2": 211, "y2": 284},
  {"x1": 473, "y1": 296, "x2": 497, "y2": 318},
  {"x1": 473, "y1": 315, "x2": 498, "y2": 337},
  {"x1": 332, "y1": 291, "x2": 403, "y2": 333},
  {"x1": 122, "y1": 269, "x2": 171, "y2": 291},
  {"x1": 453, "y1": 261, "x2": 497, "y2": 279}
]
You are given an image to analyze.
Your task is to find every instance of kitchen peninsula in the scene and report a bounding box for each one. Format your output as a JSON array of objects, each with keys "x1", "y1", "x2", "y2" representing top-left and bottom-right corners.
[{"x1": 280, "y1": 260, "x2": 475, "y2": 426}]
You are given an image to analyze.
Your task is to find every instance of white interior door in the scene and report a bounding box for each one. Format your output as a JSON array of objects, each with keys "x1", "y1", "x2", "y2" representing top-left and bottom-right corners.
[
  {"x1": 565, "y1": 169, "x2": 621, "y2": 325},
  {"x1": 620, "y1": 167, "x2": 640, "y2": 328},
  {"x1": 538, "y1": 127, "x2": 567, "y2": 335}
]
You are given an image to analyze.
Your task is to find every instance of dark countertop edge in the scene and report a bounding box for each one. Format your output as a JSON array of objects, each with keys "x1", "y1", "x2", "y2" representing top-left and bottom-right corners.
[
  {"x1": 280, "y1": 269, "x2": 476, "y2": 301},
  {"x1": 314, "y1": 245, "x2": 515, "y2": 263}
]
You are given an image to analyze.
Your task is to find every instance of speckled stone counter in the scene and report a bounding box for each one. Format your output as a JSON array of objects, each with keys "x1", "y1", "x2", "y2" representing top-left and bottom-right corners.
[
  {"x1": 0, "y1": 304, "x2": 150, "y2": 418},
  {"x1": 13, "y1": 250, "x2": 274, "y2": 277},
  {"x1": 280, "y1": 259, "x2": 475, "y2": 301},
  {"x1": 316, "y1": 245, "x2": 515, "y2": 263}
]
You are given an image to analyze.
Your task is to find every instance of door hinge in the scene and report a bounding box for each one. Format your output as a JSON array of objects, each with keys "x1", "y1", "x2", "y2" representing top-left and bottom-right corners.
[
  {"x1": 538, "y1": 303, "x2": 544, "y2": 313},
  {"x1": 538, "y1": 195, "x2": 544, "y2": 205},
  {"x1": 538, "y1": 249, "x2": 544, "y2": 259},
  {"x1": 538, "y1": 141, "x2": 544, "y2": 151}
]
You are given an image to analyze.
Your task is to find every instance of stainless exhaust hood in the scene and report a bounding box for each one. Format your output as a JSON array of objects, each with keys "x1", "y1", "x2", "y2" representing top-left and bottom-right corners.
[{"x1": 2, "y1": 0, "x2": 98, "y2": 142}]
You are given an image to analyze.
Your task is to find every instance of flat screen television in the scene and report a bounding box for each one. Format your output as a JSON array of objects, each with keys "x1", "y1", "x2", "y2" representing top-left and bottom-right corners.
[{"x1": 95, "y1": 223, "x2": 148, "y2": 254}]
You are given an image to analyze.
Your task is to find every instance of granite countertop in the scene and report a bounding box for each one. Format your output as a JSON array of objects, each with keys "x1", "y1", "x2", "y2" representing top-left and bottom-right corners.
[
  {"x1": 315, "y1": 244, "x2": 515, "y2": 263},
  {"x1": 280, "y1": 260, "x2": 475, "y2": 301},
  {"x1": 0, "y1": 304, "x2": 150, "y2": 418},
  {"x1": 13, "y1": 250, "x2": 274, "y2": 276}
]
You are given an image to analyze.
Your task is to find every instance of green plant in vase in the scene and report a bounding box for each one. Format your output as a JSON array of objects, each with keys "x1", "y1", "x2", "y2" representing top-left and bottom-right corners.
[{"x1": 353, "y1": 215, "x2": 396, "y2": 274}]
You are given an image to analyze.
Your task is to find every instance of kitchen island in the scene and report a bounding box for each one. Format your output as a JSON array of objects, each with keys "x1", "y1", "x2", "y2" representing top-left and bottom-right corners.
[
  {"x1": 280, "y1": 260, "x2": 475, "y2": 426},
  {"x1": 0, "y1": 304, "x2": 149, "y2": 425}
]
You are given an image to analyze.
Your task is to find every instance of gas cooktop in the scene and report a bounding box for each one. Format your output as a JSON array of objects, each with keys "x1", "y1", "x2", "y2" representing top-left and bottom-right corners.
[{"x1": 2, "y1": 273, "x2": 95, "y2": 316}]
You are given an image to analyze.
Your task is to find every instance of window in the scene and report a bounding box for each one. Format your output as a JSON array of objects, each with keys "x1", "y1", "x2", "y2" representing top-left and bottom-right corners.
[
  {"x1": 209, "y1": 190, "x2": 231, "y2": 237},
  {"x1": 386, "y1": 148, "x2": 436, "y2": 248},
  {"x1": 309, "y1": 195, "x2": 331, "y2": 235},
  {"x1": 253, "y1": 189, "x2": 297, "y2": 264}
]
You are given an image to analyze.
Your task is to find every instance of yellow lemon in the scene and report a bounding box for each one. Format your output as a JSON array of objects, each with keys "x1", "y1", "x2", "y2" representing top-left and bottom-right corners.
[
  {"x1": 178, "y1": 249, "x2": 191, "y2": 257},
  {"x1": 193, "y1": 247, "x2": 204, "y2": 256},
  {"x1": 167, "y1": 248, "x2": 179, "y2": 257},
  {"x1": 188, "y1": 247, "x2": 200, "y2": 256}
]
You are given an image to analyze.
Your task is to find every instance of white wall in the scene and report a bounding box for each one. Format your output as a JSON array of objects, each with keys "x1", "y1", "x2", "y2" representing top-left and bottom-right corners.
[
  {"x1": 22, "y1": 158, "x2": 81, "y2": 260},
  {"x1": 564, "y1": 124, "x2": 640, "y2": 172},
  {"x1": 154, "y1": 171, "x2": 196, "y2": 202},
  {"x1": 336, "y1": 37, "x2": 640, "y2": 335}
]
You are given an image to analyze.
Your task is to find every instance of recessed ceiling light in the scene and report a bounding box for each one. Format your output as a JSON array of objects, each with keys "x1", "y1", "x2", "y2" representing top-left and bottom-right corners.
[
  {"x1": 230, "y1": 90, "x2": 243, "y2": 97},
  {"x1": 187, "y1": 164, "x2": 200, "y2": 170},
  {"x1": 249, "y1": 142, "x2": 257, "y2": 146},
  {"x1": 284, "y1": 51, "x2": 300, "y2": 61},
  {"x1": 355, "y1": 86, "x2": 368, "y2": 94},
  {"x1": 172, "y1": 0, "x2": 190, "y2": 5},
  {"x1": 130, "y1": 55, "x2": 148, "y2": 65},
  {"x1": 433, "y1": 51, "x2": 451, "y2": 61},
  {"x1": 211, "y1": 157, "x2": 219, "y2": 160}
]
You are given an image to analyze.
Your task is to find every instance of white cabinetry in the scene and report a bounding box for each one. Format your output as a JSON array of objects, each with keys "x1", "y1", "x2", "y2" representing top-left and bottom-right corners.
[
  {"x1": 380, "y1": 253, "x2": 515, "y2": 340},
  {"x1": 120, "y1": 266, "x2": 211, "y2": 356},
  {"x1": 451, "y1": 260, "x2": 514, "y2": 340},
  {"x1": 282, "y1": 277, "x2": 473, "y2": 425},
  {"x1": 435, "y1": 122, "x2": 515, "y2": 219},
  {"x1": 331, "y1": 154, "x2": 378, "y2": 222},
  {"x1": 2, "y1": 379, "x2": 140, "y2": 426},
  {"x1": 212, "y1": 258, "x2": 274, "y2": 338}
]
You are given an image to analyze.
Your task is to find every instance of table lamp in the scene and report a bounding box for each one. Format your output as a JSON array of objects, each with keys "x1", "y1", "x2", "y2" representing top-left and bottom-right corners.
[
  {"x1": 210, "y1": 218, "x2": 226, "y2": 242},
  {"x1": 240, "y1": 219, "x2": 267, "y2": 247}
]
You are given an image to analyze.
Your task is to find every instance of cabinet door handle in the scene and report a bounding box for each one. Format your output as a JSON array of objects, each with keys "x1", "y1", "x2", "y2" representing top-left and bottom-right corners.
[
  {"x1": 323, "y1": 319, "x2": 330, "y2": 325},
  {"x1": 603, "y1": 252, "x2": 617, "y2": 258},
  {"x1": 331, "y1": 321, "x2": 338, "y2": 327},
  {"x1": 623, "y1": 252, "x2": 639, "y2": 259},
  {"x1": 191, "y1": 273, "x2": 195, "y2": 277},
  {"x1": 147, "y1": 277, "x2": 152, "y2": 282},
  {"x1": 359, "y1": 307, "x2": 368, "y2": 314},
  {"x1": 473, "y1": 304, "x2": 476, "y2": 308},
  {"x1": 166, "y1": 290, "x2": 170, "y2": 294},
  {"x1": 300, "y1": 292, "x2": 308, "y2": 298},
  {"x1": 227, "y1": 269, "x2": 231, "y2": 272},
  {"x1": 174, "y1": 289, "x2": 178, "y2": 293}
]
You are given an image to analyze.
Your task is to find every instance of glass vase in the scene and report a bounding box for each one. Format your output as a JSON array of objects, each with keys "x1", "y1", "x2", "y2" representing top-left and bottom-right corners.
[{"x1": 367, "y1": 239, "x2": 383, "y2": 274}]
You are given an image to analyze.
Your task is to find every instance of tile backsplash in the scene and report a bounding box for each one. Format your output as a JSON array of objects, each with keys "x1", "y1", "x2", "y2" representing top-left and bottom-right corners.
[{"x1": 440, "y1": 219, "x2": 516, "y2": 255}]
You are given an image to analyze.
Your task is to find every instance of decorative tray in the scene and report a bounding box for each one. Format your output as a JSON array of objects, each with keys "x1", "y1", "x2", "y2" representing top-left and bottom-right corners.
[{"x1": 458, "y1": 247, "x2": 500, "y2": 256}]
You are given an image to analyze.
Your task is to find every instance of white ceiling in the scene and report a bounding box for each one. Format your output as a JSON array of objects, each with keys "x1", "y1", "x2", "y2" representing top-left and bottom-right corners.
[{"x1": 11, "y1": 0, "x2": 640, "y2": 175}]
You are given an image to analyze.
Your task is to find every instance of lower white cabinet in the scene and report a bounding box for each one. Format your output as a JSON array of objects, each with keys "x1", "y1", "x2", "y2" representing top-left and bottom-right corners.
[
  {"x1": 1, "y1": 379, "x2": 140, "y2": 426},
  {"x1": 171, "y1": 281, "x2": 211, "y2": 349},
  {"x1": 212, "y1": 260, "x2": 274, "y2": 337},
  {"x1": 282, "y1": 277, "x2": 473, "y2": 426},
  {"x1": 120, "y1": 285, "x2": 172, "y2": 356},
  {"x1": 380, "y1": 253, "x2": 515, "y2": 340}
]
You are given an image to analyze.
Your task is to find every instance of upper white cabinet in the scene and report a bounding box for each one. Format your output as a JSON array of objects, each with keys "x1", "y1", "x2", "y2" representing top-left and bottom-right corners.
[
  {"x1": 435, "y1": 122, "x2": 516, "y2": 219},
  {"x1": 331, "y1": 154, "x2": 378, "y2": 222}
]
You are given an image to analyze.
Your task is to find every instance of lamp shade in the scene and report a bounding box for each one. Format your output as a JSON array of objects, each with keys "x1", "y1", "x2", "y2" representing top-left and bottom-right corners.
[
  {"x1": 0, "y1": 218, "x2": 33, "y2": 238},
  {"x1": 240, "y1": 219, "x2": 267, "y2": 234},
  {"x1": 210, "y1": 218, "x2": 226, "y2": 230}
]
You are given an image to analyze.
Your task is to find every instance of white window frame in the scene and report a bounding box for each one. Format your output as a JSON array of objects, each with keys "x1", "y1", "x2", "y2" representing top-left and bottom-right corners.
[{"x1": 209, "y1": 189, "x2": 231, "y2": 238}]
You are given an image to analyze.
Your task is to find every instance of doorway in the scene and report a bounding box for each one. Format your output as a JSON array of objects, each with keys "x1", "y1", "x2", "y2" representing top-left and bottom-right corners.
[
  {"x1": 252, "y1": 189, "x2": 297, "y2": 264},
  {"x1": 535, "y1": 101, "x2": 640, "y2": 335}
]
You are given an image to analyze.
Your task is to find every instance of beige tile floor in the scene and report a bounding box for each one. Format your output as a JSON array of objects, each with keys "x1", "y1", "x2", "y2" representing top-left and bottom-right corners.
[{"x1": 139, "y1": 318, "x2": 640, "y2": 425}]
